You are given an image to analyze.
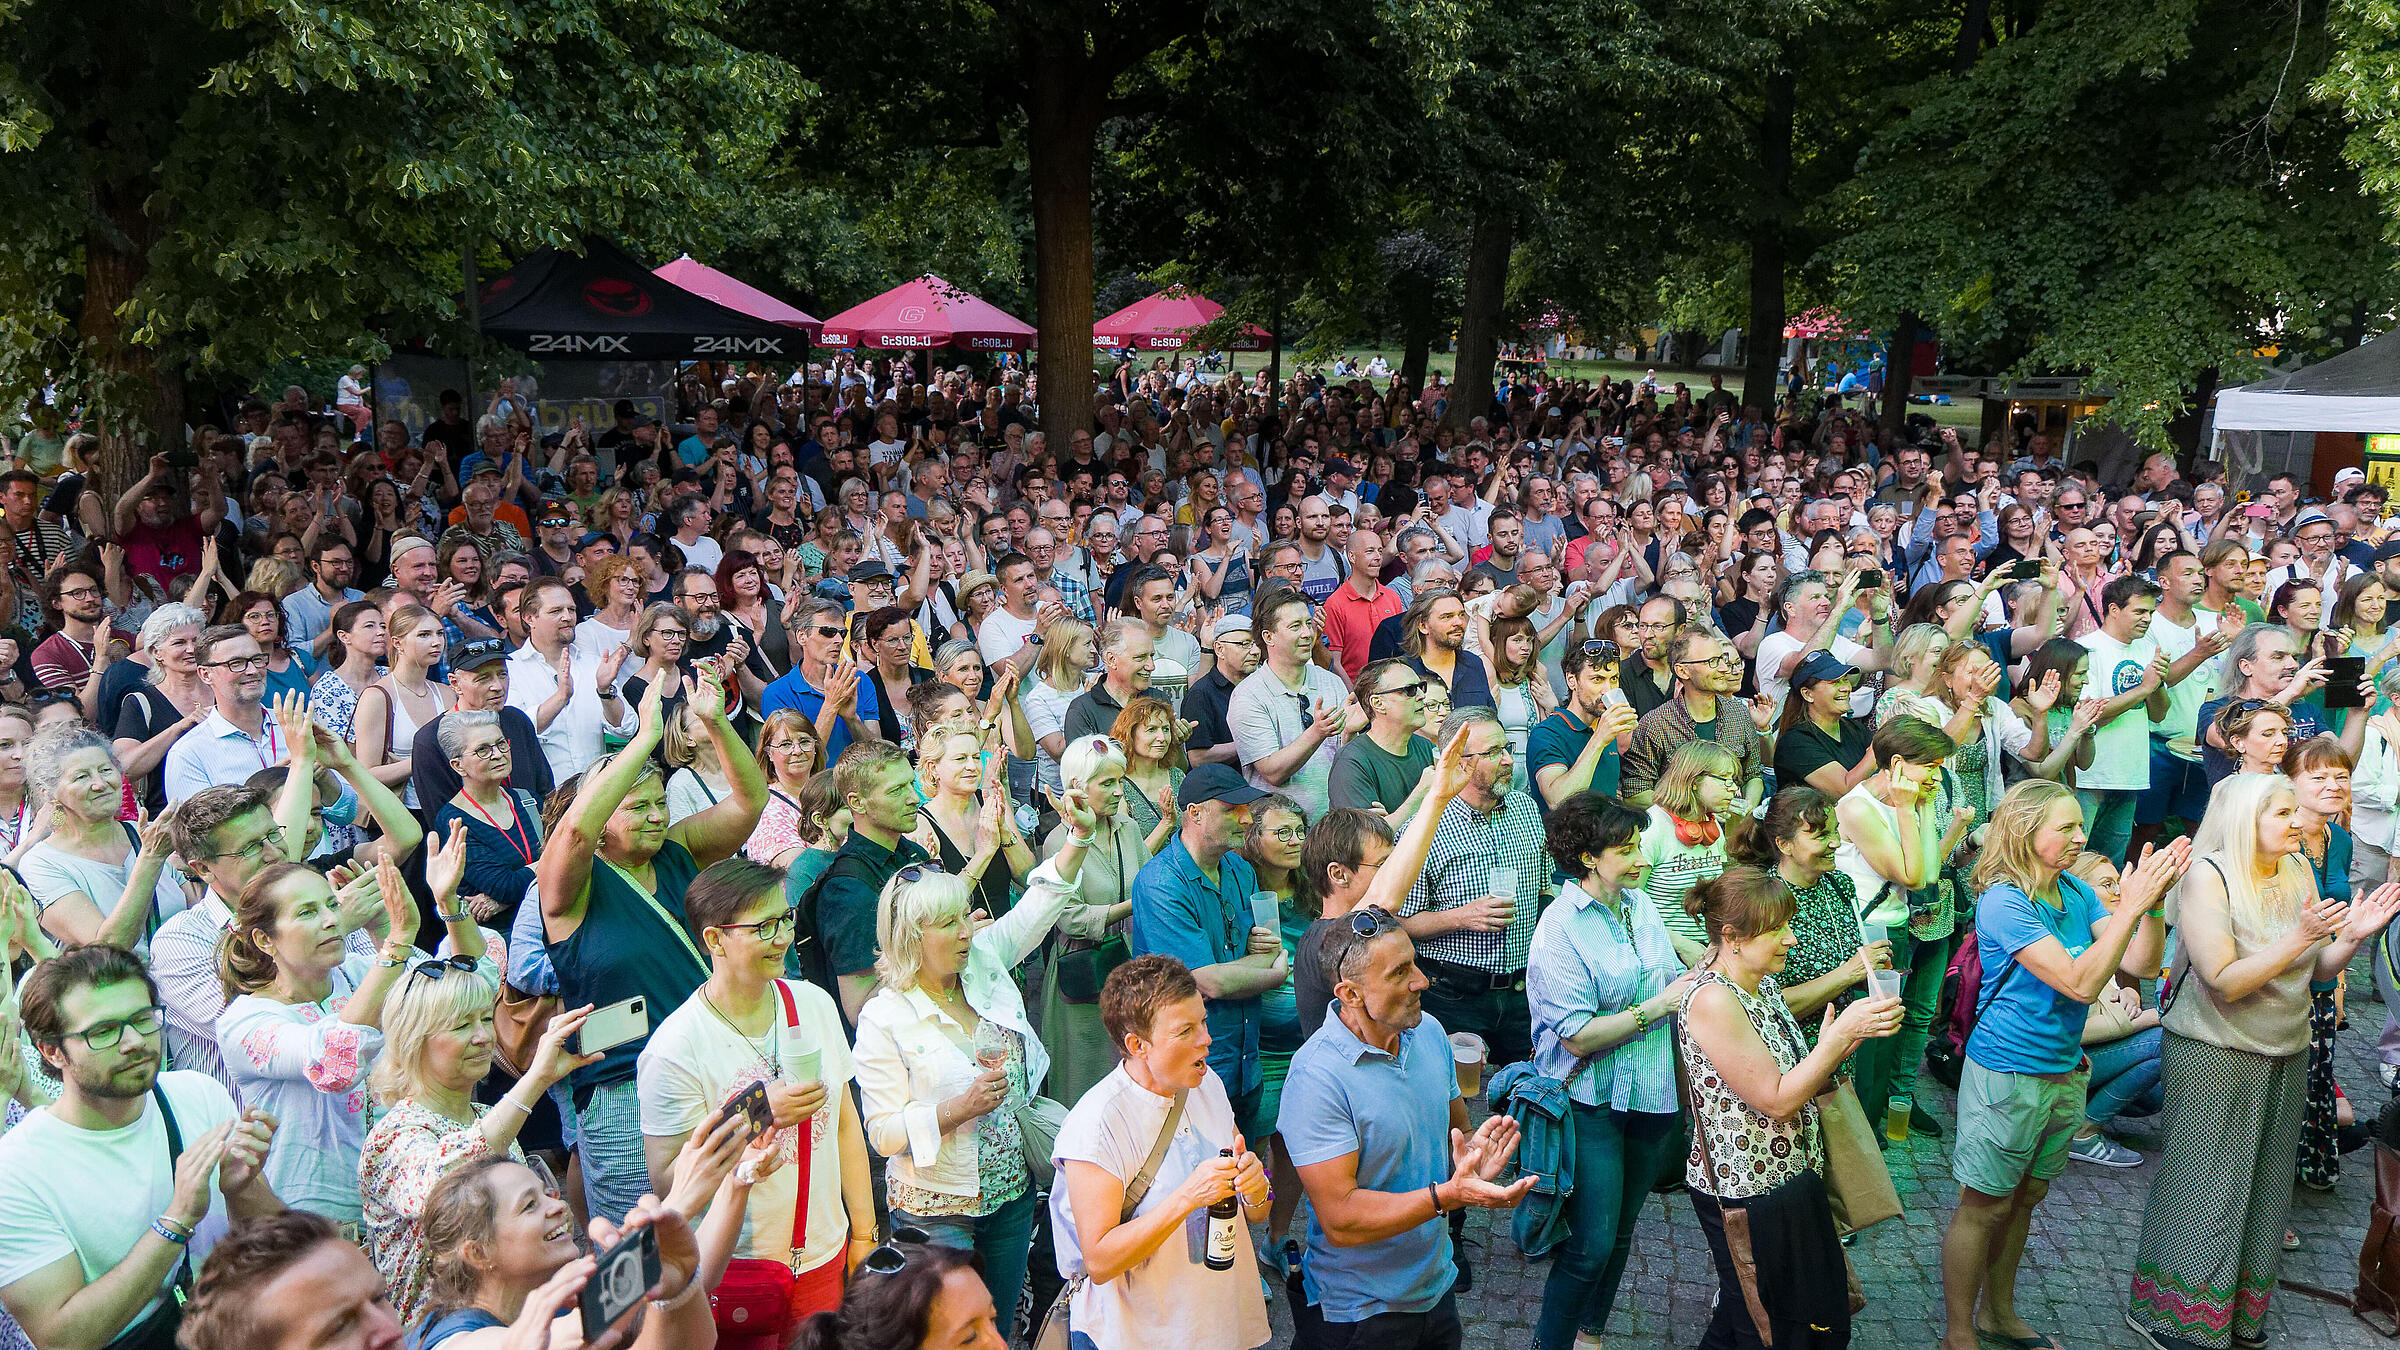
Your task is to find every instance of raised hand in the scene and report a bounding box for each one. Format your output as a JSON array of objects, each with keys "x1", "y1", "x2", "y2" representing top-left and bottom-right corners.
[
  {"x1": 269, "y1": 690, "x2": 312, "y2": 757},
  {"x1": 1056, "y1": 784, "x2": 1098, "y2": 839},
  {"x1": 2342, "y1": 882, "x2": 2400, "y2": 944},
  {"x1": 820, "y1": 659, "x2": 859, "y2": 714},
  {"x1": 596, "y1": 641, "x2": 631, "y2": 692},
  {"x1": 2070, "y1": 696, "x2": 2107, "y2": 730},
  {"x1": 375, "y1": 849, "x2": 420, "y2": 948},
  {"x1": 2025, "y1": 668, "x2": 2063, "y2": 713},
  {"x1": 635, "y1": 675, "x2": 668, "y2": 744},
  {"x1": 667, "y1": 1108, "x2": 757, "y2": 1213},
  {"x1": 426, "y1": 820, "x2": 469, "y2": 912},
  {"x1": 216, "y1": 1108, "x2": 278, "y2": 1199},
  {"x1": 2118, "y1": 837, "x2": 2192, "y2": 914},
  {"x1": 135, "y1": 802, "x2": 178, "y2": 861},
  {"x1": 1442, "y1": 1117, "x2": 1536, "y2": 1209}
]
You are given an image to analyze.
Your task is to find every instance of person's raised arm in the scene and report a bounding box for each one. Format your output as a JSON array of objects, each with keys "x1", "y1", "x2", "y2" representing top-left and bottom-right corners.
[
  {"x1": 111, "y1": 455, "x2": 167, "y2": 537},
  {"x1": 539, "y1": 681, "x2": 667, "y2": 939},
  {"x1": 665, "y1": 668, "x2": 767, "y2": 868},
  {"x1": 310, "y1": 722, "x2": 424, "y2": 864}
]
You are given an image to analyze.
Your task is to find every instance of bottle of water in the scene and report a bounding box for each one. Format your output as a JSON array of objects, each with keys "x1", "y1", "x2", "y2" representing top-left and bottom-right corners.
[{"x1": 1205, "y1": 1149, "x2": 1240, "y2": 1271}]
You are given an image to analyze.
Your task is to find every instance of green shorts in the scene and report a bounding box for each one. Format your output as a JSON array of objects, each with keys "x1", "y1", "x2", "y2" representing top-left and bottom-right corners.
[{"x1": 1951, "y1": 1057, "x2": 2089, "y2": 1197}]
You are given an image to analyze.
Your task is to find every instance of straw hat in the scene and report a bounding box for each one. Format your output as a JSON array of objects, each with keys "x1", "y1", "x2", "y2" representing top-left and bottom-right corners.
[{"x1": 957, "y1": 570, "x2": 998, "y2": 604}]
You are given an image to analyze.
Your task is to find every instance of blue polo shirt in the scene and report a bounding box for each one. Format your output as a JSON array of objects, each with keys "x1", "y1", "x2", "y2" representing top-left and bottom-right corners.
[
  {"x1": 1130, "y1": 838, "x2": 1264, "y2": 1097},
  {"x1": 1966, "y1": 875, "x2": 2106, "y2": 1075},
  {"x1": 1525, "y1": 708, "x2": 1619, "y2": 816},
  {"x1": 760, "y1": 664, "x2": 881, "y2": 760},
  {"x1": 1278, "y1": 1007, "x2": 1462, "y2": 1321}
]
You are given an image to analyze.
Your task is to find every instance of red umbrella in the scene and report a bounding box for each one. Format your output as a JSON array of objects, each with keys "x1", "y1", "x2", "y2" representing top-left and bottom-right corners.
[
  {"x1": 654, "y1": 255, "x2": 822, "y2": 340},
  {"x1": 815, "y1": 275, "x2": 1035, "y2": 351},
  {"x1": 1094, "y1": 288, "x2": 1270, "y2": 351}
]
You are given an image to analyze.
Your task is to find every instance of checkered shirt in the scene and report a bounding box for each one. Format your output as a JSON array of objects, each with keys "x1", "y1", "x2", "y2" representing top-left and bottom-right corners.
[{"x1": 1400, "y1": 789, "x2": 1549, "y2": 972}]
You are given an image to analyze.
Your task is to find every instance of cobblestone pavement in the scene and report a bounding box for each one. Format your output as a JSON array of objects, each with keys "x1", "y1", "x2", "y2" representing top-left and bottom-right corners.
[{"x1": 1254, "y1": 951, "x2": 2396, "y2": 1349}]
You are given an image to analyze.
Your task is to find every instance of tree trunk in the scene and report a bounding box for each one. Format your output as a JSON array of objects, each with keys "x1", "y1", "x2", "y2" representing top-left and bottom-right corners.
[
  {"x1": 1025, "y1": 50, "x2": 1099, "y2": 452},
  {"x1": 1880, "y1": 310, "x2": 1918, "y2": 435},
  {"x1": 1448, "y1": 211, "x2": 1513, "y2": 432},
  {"x1": 1266, "y1": 292, "x2": 1284, "y2": 427},
  {"x1": 1741, "y1": 65, "x2": 1795, "y2": 416},
  {"x1": 82, "y1": 182, "x2": 180, "y2": 520},
  {"x1": 1398, "y1": 271, "x2": 1434, "y2": 401},
  {"x1": 2169, "y1": 365, "x2": 2219, "y2": 458},
  {"x1": 1953, "y1": 0, "x2": 1989, "y2": 72}
]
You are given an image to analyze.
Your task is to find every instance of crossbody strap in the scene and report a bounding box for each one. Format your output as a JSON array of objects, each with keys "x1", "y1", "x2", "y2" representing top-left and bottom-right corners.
[
  {"x1": 603, "y1": 858, "x2": 711, "y2": 979},
  {"x1": 1673, "y1": 978, "x2": 1724, "y2": 1196},
  {"x1": 151, "y1": 1085, "x2": 194, "y2": 1299},
  {"x1": 773, "y1": 980, "x2": 815, "y2": 1254},
  {"x1": 1120, "y1": 1091, "x2": 1188, "y2": 1222}
]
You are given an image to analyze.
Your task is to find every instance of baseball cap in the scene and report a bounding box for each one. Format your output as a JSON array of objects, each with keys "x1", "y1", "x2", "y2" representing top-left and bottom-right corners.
[
  {"x1": 1211, "y1": 615, "x2": 1253, "y2": 639},
  {"x1": 389, "y1": 534, "x2": 435, "y2": 559},
  {"x1": 537, "y1": 500, "x2": 575, "y2": 526},
  {"x1": 450, "y1": 637, "x2": 509, "y2": 672},
  {"x1": 1326, "y1": 458, "x2": 1357, "y2": 478},
  {"x1": 847, "y1": 560, "x2": 895, "y2": 584},
  {"x1": 2375, "y1": 540, "x2": 2400, "y2": 565},
  {"x1": 575, "y1": 531, "x2": 612, "y2": 551},
  {"x1": 613, "y1": 399, "x2": 638, "y2": 419},
  {"x1": 1176, "y1": 763, "x2": 1268, "y2": 809},
  {"x1": 469, "y1": 461, "x2": 503, "y2": 479},
  {"x1": 1793, "y1": 651, "x2": 1859, "y2": 686},
  {"x1": 2337, "y1": 467, "x2": 2367, "y2": 487}
]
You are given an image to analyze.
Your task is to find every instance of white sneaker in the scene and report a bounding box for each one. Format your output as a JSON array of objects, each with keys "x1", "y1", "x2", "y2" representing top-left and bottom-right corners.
[{"x1": 2070, "y1": 1133, "x2": 2142, "y2": 1167}]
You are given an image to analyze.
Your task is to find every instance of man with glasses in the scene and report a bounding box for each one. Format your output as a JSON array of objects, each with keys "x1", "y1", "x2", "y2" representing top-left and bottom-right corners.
[
  {"x1": 2196, "y1": 623, "x2": 2353, "y2": 782},
  {"x1": 2264, "y1": 508, "x2": 2361, "y2": 595},
  {"x1": 280, "y1": 539, "x2": 363, "y2": 650},
  {"x1": 1619, "y1": 594, "x2": 1683, "y2": 718},
  {"x1": 0, "y1": 945, "x2": 284, "y2": 1350},
  {"x1": 1130, "y1": 764, "x2": 1287, "y2": 1142},
  {"x1": 152, "y1": 784, "x2": 392, "y2": 1084},
  {"x1": 33, "y1": 567, "x2": 133, "y2": 723},
  {"x1": 1229, "y1": 589, "x2": 1352, "y2": 819},
  {"x1": 1329, "y1": 657, "x2": 1437, "y2": 822},
  {"x1": 1621, "y1": 629, "x2": 1766, "y2": 810},
  {"x1": 162, "y1": 626, "x2": 297, "y2": 801},
  {"x1": 1183, "y1": 615, "x2": 1258, "y2": 769},
  {"x1": 762, "y1": 596, "x2": 880, "y2": 761},
  {"x1": 1107, "y1": 515, "x2": 1172, "y2": 611},
  {"x1": 410, "y1": 639, "x2": 554, "y2": 822}
]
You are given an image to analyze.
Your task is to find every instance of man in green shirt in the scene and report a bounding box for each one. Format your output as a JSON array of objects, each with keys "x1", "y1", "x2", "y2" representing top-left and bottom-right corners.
[
  {"x1": 1327, "y1": 657, "x2": 1438, "y2": 824},
  {"x1": 1527, "y1": 641, "x2": 1640, "y2": 817}
]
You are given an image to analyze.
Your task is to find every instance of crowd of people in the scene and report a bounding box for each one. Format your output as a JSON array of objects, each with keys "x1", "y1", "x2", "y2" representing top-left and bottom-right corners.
[{"x1": 0, "y1": 358, "x2": 2390, "y2": 1350}]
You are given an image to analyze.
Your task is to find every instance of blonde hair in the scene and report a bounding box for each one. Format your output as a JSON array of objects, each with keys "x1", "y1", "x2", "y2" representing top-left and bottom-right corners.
[
  {"x1": 1973, "y1": 780, "x2": 2081, "y2": 897},
  {"x1": 1653, "y1": 741, "x2": 1738, "y2": 822},
  {"x1": 874, "y1": 867, "x2": 973, "y2": 991},
  {"x1": 1891, "y1": 623, "x2": 1950, "y2": 685},
  {"x1": 1036, "y1": 619, "x2": 1093, "y2": 686},
  {"x1": 370, "y1": 963, "x2": 500, "y2": 1106},
  {"x1": 2185, "y1": 771, "x2": 2314, "y2": 934}
]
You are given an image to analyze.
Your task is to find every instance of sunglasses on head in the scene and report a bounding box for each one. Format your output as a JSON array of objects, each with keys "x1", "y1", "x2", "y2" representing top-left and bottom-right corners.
[
  {"x1": 407, "y1": 955, "x2": 479, "y2": 986},
  {"x1": 858, "y1": 1226, "x2": 935, "y2": 1276},
  {"x1": 894, "y1": 862, "x2": 948, "y2": 886}
]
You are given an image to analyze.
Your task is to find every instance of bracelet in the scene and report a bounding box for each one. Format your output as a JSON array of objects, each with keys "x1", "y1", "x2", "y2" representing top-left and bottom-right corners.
[
  {"x1": 375, "y1": 947, "x2": 410, "y2": 969},
  {"x1": 2145, "y1": 907, "x2": 2165, "y2": 920},
  {"x1": 1065, "y1": 831, "x2": 1096, "y2": 848},
  {"x1": 849, "y1": 1232, "x2": 879, "y2": 1245},
  {"x1": 435, "y1": 909, "x2": 467, "y2": 925},
  {"x1": 1426, "y1": 1183, "x2": 1444, "y2": 1217},
  {"x1": 492, "y1": 1095, "x2": 531, "y2": 1117},
  {"x1": 1630, "y1": 1002, "x2": 1651, "y2": 1037},
  {"x1": 151, "y1": 1218, "x2": 193, "y2": 1246}
]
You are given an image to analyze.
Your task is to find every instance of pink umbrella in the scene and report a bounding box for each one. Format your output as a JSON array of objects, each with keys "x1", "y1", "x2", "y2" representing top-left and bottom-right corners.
[
  {"x1": 815, "y1": 275, "x2": 1035, "y2": 351},
  {"x1": 654, "y1": 255, "x2": 822, "y2": 340},
  {"x1": 1094, "y1": 288, "x2": 1270, "y2": 351}
]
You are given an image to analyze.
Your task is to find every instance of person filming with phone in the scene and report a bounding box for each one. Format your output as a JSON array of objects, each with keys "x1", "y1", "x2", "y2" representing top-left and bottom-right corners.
[{"x1": 636, "y1": 857, "x2": 875, "y2": 1345}]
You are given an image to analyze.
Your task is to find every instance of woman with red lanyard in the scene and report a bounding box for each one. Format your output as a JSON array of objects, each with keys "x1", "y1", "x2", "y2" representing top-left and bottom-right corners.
[
  {"x1": 744, "y1": 708, "x2": 821, "y2": 869},
  {"x1": 636, "y1": 856, "x2": 877, "y2": 1347},
  {"x1": 432, "y1": 708, "x2": 544, "y2": 933},
  {"x1": 2058, "y1": 524, "x2": 2120, "y2": 641}
]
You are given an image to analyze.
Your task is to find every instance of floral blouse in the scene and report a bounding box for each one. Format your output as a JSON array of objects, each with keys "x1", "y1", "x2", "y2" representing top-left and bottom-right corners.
[
  {"x1": 745, "y1": 789, "x2": 806, "y2": 866},
  {"x1": 360, "y1": 1098, "x2": 523, "y2": 1324},
  {"x1": 1677, "y1": 969, "x2": 1823, "y2": 1200},
  {"x1": 1780, "y1": 870, "x2": 1863, "y2": 1044},
  {"x1": 886, "y1": 1021, "x2": 1031, "y2": 1219},
  {"x1": 310, "y1": 669, "x2": 368, "y2": 855}
]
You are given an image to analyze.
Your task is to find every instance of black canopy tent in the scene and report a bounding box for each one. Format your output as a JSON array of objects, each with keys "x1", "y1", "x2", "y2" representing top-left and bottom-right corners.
[{"x1": 476, "y1": 237, "x2": 803, "y2": 361}]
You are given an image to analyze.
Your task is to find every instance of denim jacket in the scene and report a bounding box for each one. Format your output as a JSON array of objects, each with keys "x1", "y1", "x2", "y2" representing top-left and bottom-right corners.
[{"x1": 1488, "y1": 1060, "x2": 1575, "y2": 1258}]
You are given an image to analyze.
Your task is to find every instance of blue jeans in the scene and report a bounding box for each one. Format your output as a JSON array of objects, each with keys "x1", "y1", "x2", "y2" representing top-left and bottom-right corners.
[
  {"x1": 1533, "y1": 1106, "x2": 1682, "y2": 1350},
  {"x1": 2077, "y1": 787, "x2": 2140, "y2": 866},
  {"x1": 898, "y1": 1186, "x2": 1041, "y2": 1340},
  {"x1": 2086, "y1": 1025, "x2": 2165, "y2": 1127},
  {"x1": 573, "y1": 1079, "x2": 651, "y2": 1226}
]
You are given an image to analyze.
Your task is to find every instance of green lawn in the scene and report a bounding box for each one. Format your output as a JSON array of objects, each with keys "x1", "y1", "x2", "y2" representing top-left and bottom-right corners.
[{"x1": 1202, "y1": 345, "x2": 1986, "y2": 429}]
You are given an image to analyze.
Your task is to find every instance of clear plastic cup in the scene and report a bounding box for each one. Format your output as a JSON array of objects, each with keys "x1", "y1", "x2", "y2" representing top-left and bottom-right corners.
[
  {"x1": 1865, "y1": 967, "x2": 1903, "y2": 1001},
  {"x1": 1487, "y1": 866, "x2": 1519, "y2": 901}
]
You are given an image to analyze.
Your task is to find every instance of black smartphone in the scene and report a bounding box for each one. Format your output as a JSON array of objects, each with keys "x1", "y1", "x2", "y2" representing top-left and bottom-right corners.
[
  {"x1": 2328, "y1": 655, "x2": 2369, "y2": 710},
  {"x1": 579, "y1": 1224, "x2": 660, "y2": 1343},
  {"x1": 727, "y1": 1080, "x2": 773, "y2": 1137},
  {"x1": 1854, "y1": 568, "x2": 1882, "y2": 588},
  {"x1": 2006, "y1": 559, "x2": 2044, "y2": 582}
]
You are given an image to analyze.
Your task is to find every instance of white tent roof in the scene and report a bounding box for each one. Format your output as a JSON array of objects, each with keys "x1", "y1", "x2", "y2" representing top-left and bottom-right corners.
[{"x1": 2215, "y1": 333, "x2": 2400, "y2": 432}]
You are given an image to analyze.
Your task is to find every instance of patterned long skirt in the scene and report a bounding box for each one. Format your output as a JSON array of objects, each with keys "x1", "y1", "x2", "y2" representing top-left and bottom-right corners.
[
  {"x1": 2298, "y1": 984, "x2": 2340, "y2": 1189},
  {"x1": 2128, "y1": 1033, "x2": 2308, "y2": 1349}
]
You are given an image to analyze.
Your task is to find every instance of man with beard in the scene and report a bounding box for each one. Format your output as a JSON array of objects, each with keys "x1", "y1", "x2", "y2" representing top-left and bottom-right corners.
[
  {"x1": 1293, "y1": 496, "x2": 1347, "y2": 603},
  {"x1": 1328, "y1": 657, "x2": 1436, "y2": 821},
  {"x1": 33, "y1": 567, "x2": 134, "y2": 722},
  {"x1": 1285, "y1": 875, "x2": 1534, "y2": 1338},
  {"x1": 671, "y1": 568, "x2": 771, "y2": 711},
  {"x1": 1617, "y1": 593, "x2": 1683, "y2": 718},
  {"x1": 813, "y1": 739, "x2": 936, "y2": 1023},
  {"x1": 1621, "y1": 628, "x2": 1767, "y2": 811},
  {"x1": 113, "y1": 450, "x2": 223, "y2": 583},
  {"x1": 1400, "y1": 588, "x2": 1492, "y2": 711},
  {"x1": 0, "y1": 946, "x2": 286, "y2": 1350},
  {"x1": 280, "y1": 539, "x2": 363, "y2": 650}
]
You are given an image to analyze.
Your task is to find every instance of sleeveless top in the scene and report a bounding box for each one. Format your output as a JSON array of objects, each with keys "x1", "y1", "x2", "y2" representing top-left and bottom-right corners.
[
  {"x1": 406, "y1": 1308, "x2": 505, "y2": 1350},
  {"x1": 2163, "y1": 856, "x2": 2322, "y2": 1059},
  {"x1": 549, "y1": 840, "x2": 709, "y2": 1089},
  {"x1": 1677, "y1": 969, "x2": 1823, "y2": 1199},
  {"x1": 1832, "y1": 784, "x2": 1907, "y2": 927},
  {"x1": 373, "y1": 679, "x2": 451, "y2": 809}
]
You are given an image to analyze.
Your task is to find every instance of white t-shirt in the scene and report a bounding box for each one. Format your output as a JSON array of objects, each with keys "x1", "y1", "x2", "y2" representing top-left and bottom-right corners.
[
  {"x1": 680, "y1": 534, "x2": 725, "y2": 574},
  {"x1": 1048, "y1": 1066, "x2": 1271, "y2": 1350},
  {"x1": 1755, "y1": 631, "x2": 1872, "y2": 720},
  {"x1": 2076, "y1": 629, "x2": 2158, "y2": 791},
  {"x1": 1024, "y1": 680, "x2": 1076, "y2": 796},
  {"x1": 866, "y1": 438, "x2": 908, "y2": 468},
  {"x1": 19, "y1": 837, "x2": 189, "y2": 956},
  {"x1": 977, "y1": 609, "x2": 1040, "y2": 699},
  {"x1": 636, "y1": 980, "x2": 856, "y2": 1272},
  {"x1": 2145, "y1": 609, "x2": 2210, "y2": 747},
  {"x1": 0, "y1": 1071, "x2": 239, "y2": 1325}
]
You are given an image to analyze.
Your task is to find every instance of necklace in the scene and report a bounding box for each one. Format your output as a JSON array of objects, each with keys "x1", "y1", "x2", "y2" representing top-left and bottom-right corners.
[{"x1": 699, "y1": 987, "x2": 775, "y2": 1070}]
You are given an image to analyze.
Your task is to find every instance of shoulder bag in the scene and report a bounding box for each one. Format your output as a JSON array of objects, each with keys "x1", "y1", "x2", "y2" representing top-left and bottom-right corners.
[
  {"x1": 1031, "y1": 1091, "x2": 1187, "y2": 1350},
  {"x1": 1677, "y1": 1041, "x2": 1776, "y2": 1345},
  {"x1": 709, "y1": 980, "x2": 821, "y2": 1339},
  {"x1": 100, "y1": 1086, "x2": 193, "y2": 1350}
]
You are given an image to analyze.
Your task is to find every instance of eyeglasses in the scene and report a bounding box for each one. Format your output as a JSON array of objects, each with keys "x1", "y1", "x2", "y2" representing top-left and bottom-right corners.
[
  {"x1": 859, "y1": 1226, "x2": 935, "y2": 1276},
  {"x1": 463, "y1": 740, "x2": 510, "y2": 762},
  {"x1": 407, "y1": 955, "x2": 480, "y2": 987},
  {"x1": 1288, "y1": 691, "x2": 1314, "y2": 731},
  {"x1": 208, "y1": 655, "x2": 270, "y2": 673},
  {"x1": 1580, "y1": 640, "x2": 1621, "y2": 661},
  {"x1": 208, "y1": 832, "x2": 283, "y2": 865},
  {"x1": 1676, "y1": 653, "x2": 1741, "y2": 670},
  {"x1": 61, "y1": 1005, "x2": 166, "y2": 1050},
  {"x1": 717, "y1": 908, "x2": 799, "y2": 944},
  {"x1": 56, "y1": 587, "x2": 101, "y2": 600},
  {"x1": 1346, "y1": 905, "x2": 1400, "y2": 938}
]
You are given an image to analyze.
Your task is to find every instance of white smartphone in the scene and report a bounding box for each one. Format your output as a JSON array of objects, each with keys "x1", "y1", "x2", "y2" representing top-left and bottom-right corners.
[{"x1": 571, "y1": 996, "x2": 649, "y2": 1056}]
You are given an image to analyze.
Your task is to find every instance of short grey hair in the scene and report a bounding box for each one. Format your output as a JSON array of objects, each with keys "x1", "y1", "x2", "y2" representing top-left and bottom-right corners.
[
  {"x1": 1409, "y1": 559, "x2": 1456, "y2": 589},
  {"x1": 436, "y1": 708, "x2": 502, "y2": 762},
  {"x1": 1394, "y1": 525, "x2": 1440, "y2": 557},
  {"x1": 1097, "y1": 618, "x2": 1149, "y2": 660},
  {"x1": 139, "y1": 602, "x2": 207, "y2": 653},
  {"x1": 1437, "y1": 704, "x2": 1501, "y2": 747},
  {"x1": 1770, "y1": 569, "x2": 1829, "y2": 621},
  {"x1": 28, "y1": 722, "x2": 117, "y2": 809},
  {"x1": 790, "y1": 596, "x2": 845, "y2": 633}
]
